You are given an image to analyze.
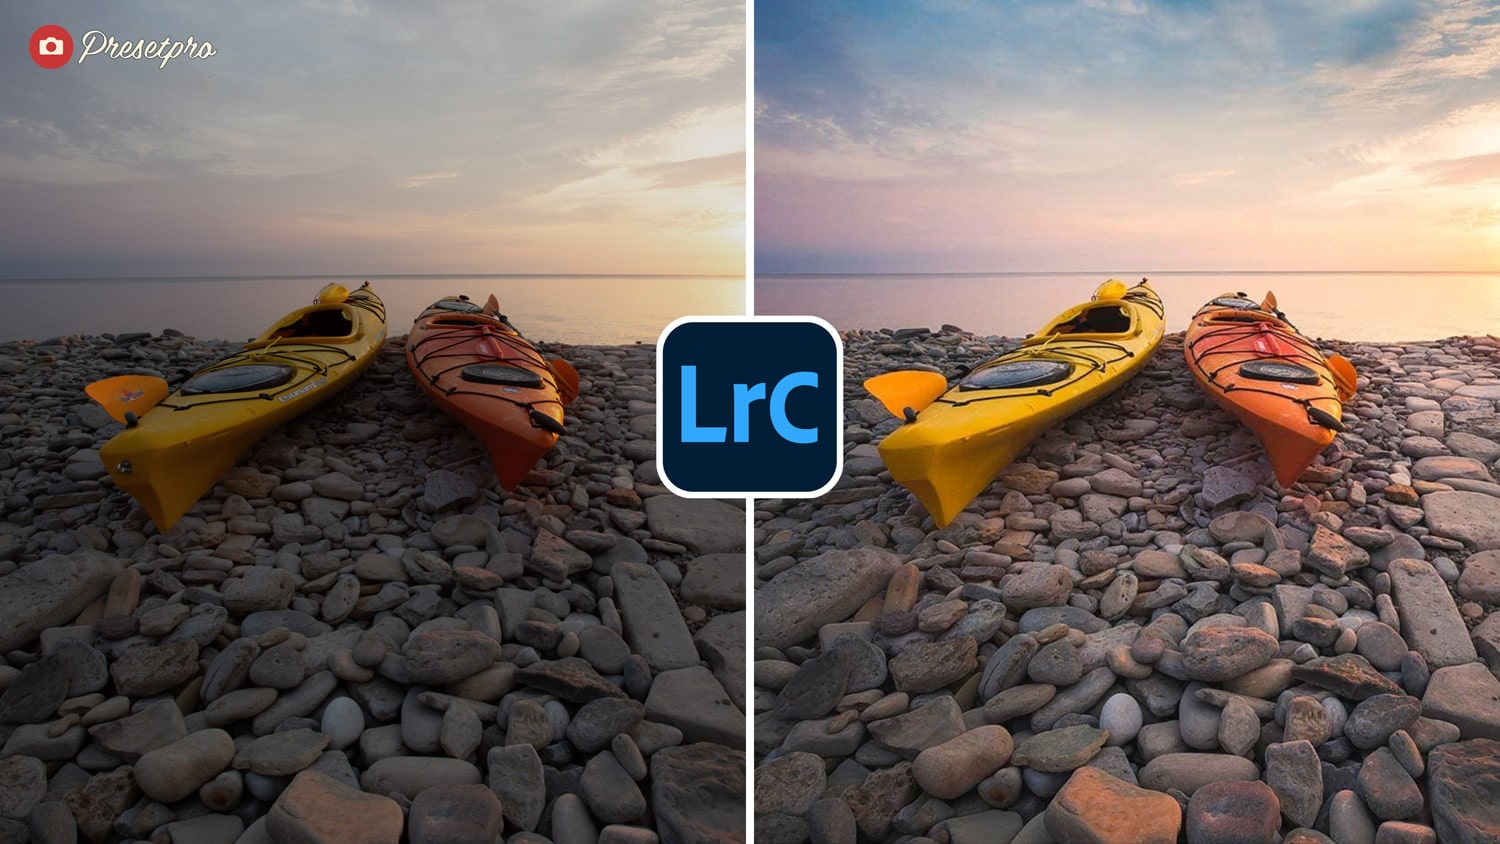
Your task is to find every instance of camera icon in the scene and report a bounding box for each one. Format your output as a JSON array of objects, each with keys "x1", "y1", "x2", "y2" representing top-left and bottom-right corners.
[{"x1": 37, "y1": 36, "x2": 64, "y2": 55}]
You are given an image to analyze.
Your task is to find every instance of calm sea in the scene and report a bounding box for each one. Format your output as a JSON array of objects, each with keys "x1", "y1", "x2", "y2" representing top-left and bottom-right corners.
[
  {"x1": 755, "y1": 272, "x2": 1500, "y2": 343},
  {"x1": 0, "y1": 275, "x2": 746, "y2": 345}
]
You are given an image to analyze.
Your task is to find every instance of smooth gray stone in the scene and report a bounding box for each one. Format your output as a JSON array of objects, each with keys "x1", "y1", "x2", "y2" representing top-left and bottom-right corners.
[
  {"x1": 641, "y1": 497, "x2": 744, "y2": 555},
  {"x1": 1017, "y1": 607, "x2": 1109, "y2": 635},
  {"x1": 645, "y1": 667, "x2": 744, "y2": 748},
  {"x1": 756, "y1": 547, "x2": 903, "y2": 649},
  {"x1": 239, "y1": 610, "x2": 331, "y2": 639},
  {"x1": 25, "y1": 801, "x2": 76, "y2": 844},
  {"x1": 0, "y1": 551, "x2": 120, "y2": 653},
  {"x1": 251, "y1": 671, "x2": 337, "y2": 736},
  {"x1": 1029, "y1": 667, "x2": 1115, "y2": 732},
  {"x1": 1387, "y1": 559, "x2": 1477, "y2": 668},
  {"x1": 979, "y1": 633, "x2": 1038, "y2": 701},
  {"x1": 401, "y1": 686, "x2": 445, "y2": 754},
  {"x1": 360, "y1": 757, "x2": 481, "y2": 800},
  {"x1": 580, "y1": 752, "x2": 646, "y2": 824},
  {"x1": 202, "y1": 638, "x2": 261, "y2": 703},
  {"x1": 1265, "y1": 740, "x2": 1323, "y2": 828},
  {"x1": 612, "y1": 563, "x2": 699, "y2": 672},
  {"x1": 566, "y1": 698, "x2": 646, "y2": 754},
  {"x1": 696, "y1": 611, "x2": 747, "y2": 712},
  {"x1": 1424, "y1": 663, "x2": 1500, "y2": 741},
  {"x1": 87, "y1": 699, "x2": 185, "y2": 761}
]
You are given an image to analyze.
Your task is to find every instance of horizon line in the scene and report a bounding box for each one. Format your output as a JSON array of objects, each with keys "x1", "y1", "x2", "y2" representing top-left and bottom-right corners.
[
  {"x1": 755, "y1": 269, "x2": 1500, "y2": 277},
  {"x1": 0, "y1": 272, "x2": 744, "y2": 283}
]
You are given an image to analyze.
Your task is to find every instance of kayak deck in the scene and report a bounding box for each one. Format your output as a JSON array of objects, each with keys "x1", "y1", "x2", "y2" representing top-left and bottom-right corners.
[
  {"x1": 100, "y1": 285, "x2": 387, "y2": 529},
  {"x1": 405, "y1": 298, "x2": 568, "y2": 489},
  {"x1": 1184, "y1": 293, "x2": 1345, "y2": 486},
  {"x1": 876, "y1": 280, "x2": 1165, "y2": 526}
]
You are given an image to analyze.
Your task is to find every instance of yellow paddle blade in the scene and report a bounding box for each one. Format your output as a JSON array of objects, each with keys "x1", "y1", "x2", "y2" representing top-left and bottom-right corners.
[
  {"x1": 864, "y1": 370, "x2": 949, "y2": 419},
  {"x1": 315, "y1": 283, "x2": 349, "y2": 304},
  {"x1": 85, "y1": 374, "x2": 170, "y2": 425},
  {"x1": 484, "y1": 295, "x2": 501, "y2": 316},
  {"x1": 1327, "y1": 353, "x2": 1358, "y2": 402},
  {"x1": 1262, "y1": 290, "x2": 1278, "y2": 312},
  {"x1": 549, "y1": 357, "x2": 580, "y2": 404}
]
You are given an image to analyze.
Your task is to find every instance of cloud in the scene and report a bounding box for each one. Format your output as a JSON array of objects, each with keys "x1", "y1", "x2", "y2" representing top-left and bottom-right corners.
[
  {"x1": 1310, "y1": 1, "x2": 1500, "y2": 108},
  {"x1": 1174, "y1": 169, "x2": 1237, "y2": 187},
  {"x1": 397, "y1": 172, "x2": 458, "y2": 189},
  {"x1": 0, "y1": 0, "x2": 745, "y2": 276},
  {"x1": 755, "y1": 0, "x2": 1500, "y2": 271}
]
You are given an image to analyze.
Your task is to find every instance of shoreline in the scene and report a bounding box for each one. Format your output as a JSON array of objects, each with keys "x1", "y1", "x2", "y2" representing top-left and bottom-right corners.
[
  {"x1": 754, "y1": 326, "x2": 1500, "y2": 842},
  {"x1": 0, "y1": 333, "x2": 745, "y2": 843}
]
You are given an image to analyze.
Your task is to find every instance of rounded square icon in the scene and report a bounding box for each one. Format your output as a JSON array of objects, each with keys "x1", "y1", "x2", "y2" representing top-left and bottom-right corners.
[{"x1": 657, "y1": 316, "x2": 844, "y2": 497}]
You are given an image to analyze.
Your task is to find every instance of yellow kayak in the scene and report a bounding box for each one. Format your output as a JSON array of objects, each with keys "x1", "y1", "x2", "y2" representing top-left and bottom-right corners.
[
  {"x1": 97, "y1": 283, "x2": 387, "y2": 529},
  {"x1": 867, "y1": 279, "x2": 1164, "y2": 526}
]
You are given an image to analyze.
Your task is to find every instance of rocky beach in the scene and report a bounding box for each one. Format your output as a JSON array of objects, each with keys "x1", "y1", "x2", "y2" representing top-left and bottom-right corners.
[
  {"x1": 755, "y1": 328, "x2": 1500, "y2": 843},
  {"x1": 0, "y1": 331, "x2": 746, "y2": 843}
]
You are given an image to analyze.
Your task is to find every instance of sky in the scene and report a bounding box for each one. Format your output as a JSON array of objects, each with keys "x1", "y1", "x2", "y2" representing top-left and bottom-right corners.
[
  {"x1": 755, "y1": 0, "x2": 1500, "y2": 273},
  {"x1": 1, "y1": 0, "x2": 745, "y2": 278}
]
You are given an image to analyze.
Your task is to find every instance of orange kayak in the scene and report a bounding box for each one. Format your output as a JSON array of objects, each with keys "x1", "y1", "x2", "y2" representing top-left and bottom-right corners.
[
  {"x1": 1184, "y1": 292, "x2": 1355, "y2": 486},
  {"x1": 405, "y1": 296, "x2": 575, "y2": 488}
]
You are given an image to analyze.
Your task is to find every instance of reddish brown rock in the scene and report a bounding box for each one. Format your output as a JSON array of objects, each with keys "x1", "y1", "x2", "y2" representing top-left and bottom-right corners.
[
  {"x1": 1291, "y1": 654, "x2": 1403, "y2": 701},
  {"x1": 65, "y1": 766, "x2": 139, "y2": 844},
  {"x1": 1181, "y1": 627, "x2": 1279, "y2": 682},
  {"x1": 844, "y1": 762, "x2": 919, "y2": 841},
  {"x1": 1428, "y1": 739, "x2": 1500, "y2": 844},
  {"x1": 1045, "y1": 766, "x2": 1181, "y2": 844},
  {"x1": 267, "y1": 770, "x2": 403, "y2": 844},
  {"x1": 408, "y1": 784, "x2": 505, "y2": 844},
  {"x1": 913, "y1": 725, "x2": 1014, "y2": 799},
  {"x1": 1186, "y1": 780, "x2": 1281, "y2": 844}
]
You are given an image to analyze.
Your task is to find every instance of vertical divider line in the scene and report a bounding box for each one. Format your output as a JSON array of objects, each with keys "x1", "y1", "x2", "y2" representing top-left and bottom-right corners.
[{"x1": 743, "y1": 0, "x2": 756, "y2": 838}]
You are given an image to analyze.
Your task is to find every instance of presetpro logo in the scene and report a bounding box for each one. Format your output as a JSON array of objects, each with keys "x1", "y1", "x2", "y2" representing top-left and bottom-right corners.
[
  {"x1": 27, "y1": 25, "x2": 217, "y2": 69},
  {"x1": 658, "y1": 317, "x2": 843, "y2": 497},
  {"x1": 29, "y1": 25, "x2": 73, "y2": 69}
]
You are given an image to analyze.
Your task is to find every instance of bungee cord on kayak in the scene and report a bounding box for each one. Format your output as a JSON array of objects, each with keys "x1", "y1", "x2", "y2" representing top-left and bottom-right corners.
[
  {"x1": 1186, "y1": 310, "x2": 1346, "y2": 432},
  {"x1": 865, "y1": 279, "x2": 1166, "y2": 527},
  {"x1": 1184, "y1": 291, "x2": 1356, "y2": 487},
  {"x1": 406, "y1": 319, "x2": 567, "y2": 430},
  {"x1": 404, "y1": 295, "x2": 576, "y2": 489},
  {"x1": 86, "y1": 283, "x2": 389, "y2": 529},
  {"x1": 940, "y1": 338, "x2": 1142, "y2": 407}
]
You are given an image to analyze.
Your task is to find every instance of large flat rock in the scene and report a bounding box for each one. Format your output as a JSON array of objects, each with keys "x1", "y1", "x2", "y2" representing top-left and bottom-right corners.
[
  {"x1": 611, "y1": 562, "x2": 700, "y2": 672},
  {"x1": 756, "y1": 547, "x2": 904, "y2": 649},
  {"x1": 0, "y1": 551, "x2": 121, "y2": 652},
  {"x1": 642, "y1": 497, "x2": 744, "y2": 554},
  {"x1": 695, "y1": 611, "x2": 745, "y2": 712},
  {"x1": 1423, "y1": 491, "x2": 1500, "y2": 550},
  {"x1": 1388, "y1": 559, "x2": 1478, "y2": 667},
  {"x1": 1424, "y1": 662, "x2": 1500, "y2": 741},
  {"x1": 644, "y1": 666, "x2": 745, "y2": 748}
]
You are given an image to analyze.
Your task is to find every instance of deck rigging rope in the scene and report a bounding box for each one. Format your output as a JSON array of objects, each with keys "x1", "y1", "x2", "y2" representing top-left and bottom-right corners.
[
  {"x1": 1185, "y1": 309, "x2": 1344, "y2": 431},
  {"x1": 932, "y1": 281, "x2": 1162, "y2": 409},
  {"x1": 408, "y1": 310, "x2": 565, "y2": 426},
  {"x1": 158, "y1": 288, "x2": 383, "y2": 411}
]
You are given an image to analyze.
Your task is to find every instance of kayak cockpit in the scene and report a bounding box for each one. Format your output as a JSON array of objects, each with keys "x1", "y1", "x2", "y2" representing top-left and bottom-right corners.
[
  {"x1": 1029, "y1": 302, "x2": 1136, "y2": 342},
  {"x1": 248, "y1": 304, "x2": 359, "y2": 346}
]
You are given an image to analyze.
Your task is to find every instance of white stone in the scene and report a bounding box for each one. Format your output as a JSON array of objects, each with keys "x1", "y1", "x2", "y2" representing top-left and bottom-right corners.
[{"x1": 1100, "y1": 693, "x2": 1143, "y2": 747}]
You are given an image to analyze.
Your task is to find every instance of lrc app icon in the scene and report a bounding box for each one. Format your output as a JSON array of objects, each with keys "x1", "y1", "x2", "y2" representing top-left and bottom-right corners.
[{"x1": 658, "y1": 317, "x2": 843, "y2": 497}]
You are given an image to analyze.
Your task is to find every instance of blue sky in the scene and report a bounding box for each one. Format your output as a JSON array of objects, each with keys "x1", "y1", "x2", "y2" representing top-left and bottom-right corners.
[
  {"x1": 1, "y1": 0, "x2": 745, "y2": 277},
  {"x1": 755, "y1": 0, "x2": 1500, "y2": 272}
]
